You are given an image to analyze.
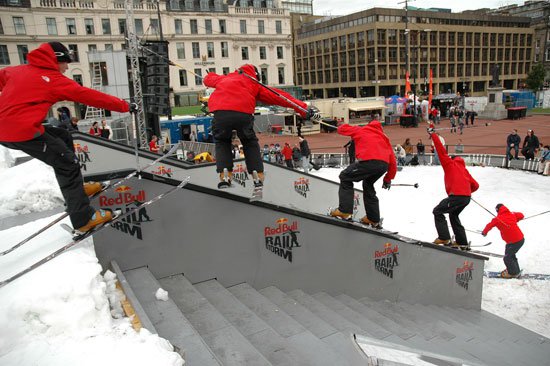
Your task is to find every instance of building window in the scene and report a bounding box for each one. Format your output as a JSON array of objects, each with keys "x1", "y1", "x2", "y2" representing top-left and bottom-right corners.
[
  {"x1": 46, "y1": 17, "x2": 58, "y2": 35},
  {"x1": 259, "y1": 46, "x2": 266, "y2": 60},
  {"x1": 260, "y1": 67, "x2": 268, "y2": 84},
  {"x1": 241, "y1": 46, "x2": 249, "y2": 60},
  {"x1": 176, "y1": 42, "x2": 185, "y2": 59},
  {"x1": 105, "y1": 44, "x2": 113, "y2": 51},
  {"x1": 278, "y1": 67, "x2": 284, "y2": 84},
  {"x1": 0, "y1": 45, "x2": 10, "y2": 65},
  {"x1": 13, "y1": 17, "x2": 26, "y2": 35},
  {"x1": 192, "y1": 42, "x2": 200, "y2": 58},
  {"x1": 0, "y1": 19, "x2": 3, "y2": 34},
  {"x1": 68, "y1": 44, "x2": 79, "y2": 62},
  {"x1": 84, "y1": 18, "x2": 95, "y2": 35},
  {"x1": 222, "y1": 67, "x2": 230, "y2": 75},
  {"x1": 118, "y1": 19, "x2": 126, "y2": 34},
  {"x1": 205, "y1": 19, "x2": 212, "y2": 34},
  {"x1": 219, "y1": 19, "x2": 226, "y2": 34},
  {"x1": 88, "y1": 44, "x2": 97, "y2": 53},
  {"x1": 275, "y1": 20, "x2": 282, "y2": 34},
  {"x1": 190, "y1": 19, "x2": 198, "y2": 34},
  {"x1": 207, "y1": 42, "x2": 214, "y2": 58},
  {"x1": 175, "y1": 19, "x2": 183, "y2": 34},
  {"x1": 258, "y1": 20, "x2": 265, "y2": 34},
  {"x1": 17, "y1": 44, "x2": 28, "y2": 64},
  {"x1": 240, "y1": 20, "x2": 247, "y2": 34},
  {"x1": 546, "y1": 48, "x2": 550, "y2": 62},
  {"x1": 277, "y1": 46, "x2": 283, "y2": 59},
  {"x1": 73, "y1": 74, "x2": 83, "y2": 85},
  {"x1": 102, "y1": 18, "x2": 111, "y2": 35},
  {"x1": 151, "y1": 19, "x2": 159, "y2": 35},
  {"x1": 135, "y1": 19, "x2": 143, "y2": 35},
  {"x1": 221, "y1": 42, "x2": 228, "y2": 57},
  {"x1": 179, "y1": 70, "x2": 187, "y2": 86},
  {"x1": 194, "y1": 69, "x2": 202, "y2": 85}
]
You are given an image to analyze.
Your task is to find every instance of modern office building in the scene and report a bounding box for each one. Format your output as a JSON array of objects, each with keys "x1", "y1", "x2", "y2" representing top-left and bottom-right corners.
[
  {"x1": 292, "y1": 7, "x2": 534, "y2": 98},
  {"x1": 0, "y1": 0, "x2": 295, "y2": 108}
]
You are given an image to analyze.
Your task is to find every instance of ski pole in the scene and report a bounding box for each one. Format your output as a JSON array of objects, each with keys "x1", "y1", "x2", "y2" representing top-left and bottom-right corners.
[
  {"x1": 523, "y1": 210, "x2": 550, "y2": 221},
  {"x1": 392, "y1": 183, "x2": 419, "y2": 188},
  {"x1": 471, "y1": 197, "x2": 496, "y2": 217}
]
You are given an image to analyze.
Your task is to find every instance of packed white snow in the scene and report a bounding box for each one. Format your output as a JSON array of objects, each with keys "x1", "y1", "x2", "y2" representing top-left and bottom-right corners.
[
  {"x1": 312, "y1": 166, "x2": 550, "y2": 338},
  {"x1": 155, "y1": 288, "x2": 170, "y2": 302},
  {"x1": 0, "y1": 148, "x2": 548, "y2": 366}
]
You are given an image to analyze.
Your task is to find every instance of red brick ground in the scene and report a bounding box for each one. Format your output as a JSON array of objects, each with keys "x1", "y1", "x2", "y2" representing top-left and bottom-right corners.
[{"x1": 257, "y1": 114, "x2": 550, "y2": 155}]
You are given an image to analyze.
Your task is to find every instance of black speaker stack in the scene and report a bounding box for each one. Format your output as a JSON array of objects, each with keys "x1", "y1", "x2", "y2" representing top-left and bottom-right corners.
[{"x1": 143, "y1": 41, "x2": 171, "y2": 116}]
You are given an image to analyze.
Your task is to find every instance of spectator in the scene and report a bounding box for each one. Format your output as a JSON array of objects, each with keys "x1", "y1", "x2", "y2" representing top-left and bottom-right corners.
[
  {"x1": 435, "y1": 106, "x2": 441, "y2": 125},
  {"x1": 521, "y1": 129, "x2": 540, "y2": 160},
  {"x1": 299, "y1": 136, "x2": 311, "y2": 173},
  {"x1": 538, "y1": 145, "x2": 550, "y2": 176},
  {"x1": 69, "y1": 117, "x2": 79, "y2": 132},
  {"x1": 403, "y1": 138, "x2": 414, "y2": 164},
  {"x1": 458, "y1": 108, "x2": 465, "y2": 135},
  {"x1": 344, "y1": 139, "x2": 356, "y2": 164},
  {"x1": 506, "y1": 129, "x2": 521, "y2": 160},
  {"x1": 281, "y1": 142, "x2": 294, "y2": 168},
  {"x1": 469, "y1": 110, "x2": 477, "y2": 125},
  {"x1": 190, "y1": 131, "x2": 197, "y2": 142},
  {"x1": 149, "y1": 135, "x2": 159, "y2": 153},
  {"x1": 292, "y1": 144, "x2": 302, "y2": 168},
  {"x1": 262, "y1": 144, "x2": 270, "y2": 162},
  {"x1": 395, "y1": 144, "x2": 406, "y2": 166},
  {"x1": 455, "y1": 139, "x2": 464, "y2": 154},
  {"x1": 89, "y1": 121, "x2": 101, "y2": 136},
  {"x1": 56, "y1": 107, "x2": 70, "y2": 127},
  {"x1": 100, "y1": 120, "x2": 112, "y2": 140},
  {"x1": 416, "y1": 139, "x2": 426, "y2": 165},
  {"x1": 232, "y1": 144, "x2": 240, "y2": 159},
  {"x1": 449, "y1": 106, "x2": 457, "y2": 133}
]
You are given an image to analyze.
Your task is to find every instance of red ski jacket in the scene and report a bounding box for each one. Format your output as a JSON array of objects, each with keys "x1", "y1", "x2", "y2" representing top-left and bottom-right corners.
[
  {"x1": 337, "y1": 121, "x2": 397, "y2": 183},
  {"x1": 0, "y1": 43, "x2": 129, "y2": 142},
  {"x1": 431, "y1": 133, "x2": 479, "y2": 196},
  {"x1": 482, "y1": 205, "x2": 524, "y2": 244},
  {"x1": 281, "y1": 145, "x2": 293, "y2": 160},
  {"x1": 203, "y1": 64, "x2": 308, "y2": 118}
]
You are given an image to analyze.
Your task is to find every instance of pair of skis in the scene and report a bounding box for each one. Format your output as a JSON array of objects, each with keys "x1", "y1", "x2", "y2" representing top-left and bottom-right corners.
[
  {"x1": 0, "y1": 143, "x2": 180, "y2": 258},
  {"x1": 218, "y1": 168, "x2": 263, "y2": 201},
  {"x1": 483, "y1": 270, "x2": 550, "y2": 281},
  {"x1": 0, "y1": 177, "x2": 190, "y2": 288}
]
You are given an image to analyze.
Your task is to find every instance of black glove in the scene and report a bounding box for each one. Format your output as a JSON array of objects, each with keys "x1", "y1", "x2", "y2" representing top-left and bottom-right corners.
[
  {"x1": 129, "y1": 102, "x2": 139, "y2": 114},
  {"x1": 427, "y1": 127, "x2": 435, "y2": 134},
  {"x1": 481, "y1": 232, "x2": 487, "y2": 237},
  {"x1": 305, "y1": 108, "x2": 321, "y2": 122},
  {"x1": 382, "y1": 181, "x2": 391, "y2": 190}
]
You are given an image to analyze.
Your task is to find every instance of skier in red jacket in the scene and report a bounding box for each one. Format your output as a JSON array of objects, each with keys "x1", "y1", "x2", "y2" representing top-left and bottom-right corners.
[
  {"x1": 429, "y1": 126, "x2": 479, "y2": 250},
  {"x1": 281, "y1": 143, "x2": 294, "y2": 168},
  {"x1": 203, "y1": 64, "x2": 317, "y2": 188},
  {"x1": 482, "y1": 204, "x2": 525, "y2": 278},
  {"x1": 0, "y1": 42, "x2": 131, "y2": 234},
  {"x1": 330, "y1": 118, "x2": 397, "y2": 228}
]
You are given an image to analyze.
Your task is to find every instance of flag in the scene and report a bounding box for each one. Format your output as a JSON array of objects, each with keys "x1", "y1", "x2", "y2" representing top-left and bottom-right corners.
[
  {"x1": 428, "y1": 68, "x2": 433, "y2": 109},
  {"x1": 405, "y1": 71, "x2": 411, "y2": 96}
]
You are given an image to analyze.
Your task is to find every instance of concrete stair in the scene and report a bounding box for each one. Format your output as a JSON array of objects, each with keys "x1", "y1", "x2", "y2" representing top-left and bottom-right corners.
[{"x1": 121, "y1": 266, "x2": 550, "y2": 366}]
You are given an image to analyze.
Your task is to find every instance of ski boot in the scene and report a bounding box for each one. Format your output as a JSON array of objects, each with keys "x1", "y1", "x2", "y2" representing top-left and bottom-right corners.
[
  {"x1": 217, "y1": 168, "x2": 232, "y2": 189},
  {"x1": 250, "y1": 171, "x2": 264, "y2": 201},
  {"x1": 84, "y1": 181, "x2": 105, "y2": 197},
  {"x1": 451, "y1": 241, "x2": 471, "y2": 251},
  {"x1": 360, "y1": 216, "x2": 382, "y2": 229},
  {"x1": 330, "y1": 208, "x2": 352, "y2": 221},
  {"x1": 75, "y1": 209, "x2": 114, "y2": 236},
  {"x1": 433, "y1": 238, "x2": 451, "y2": 246},
  {"x1": 500, "y1": 269, "x2": 520, "y2": 279}
]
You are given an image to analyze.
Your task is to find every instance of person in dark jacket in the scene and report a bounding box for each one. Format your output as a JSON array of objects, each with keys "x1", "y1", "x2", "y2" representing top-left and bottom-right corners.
[
  {"x1": 330, "y1": 120, "x2": 397, "y2": 228},
  {"x1": 521, "y1": 129, "x2": 540, "y2": 161},
  {"x1": 203, "y1": 64, "x2": 317, "y2": 188},
  {"x1": 506, "y1": 129, "x2": 521, "y2": 160},
  {"x1": 429, "y1": 126, "x2": 479, "y2": 250},
  {"x1": 299, "y1": 136, "x2": 311, "y2": 173},
  {"x1": 482, "y1": 204, "x2": 525, "y2": 278},
  {"x1": 0, "y1": 42, "x2": 130, "y2": 234},
  {"x1": 344, "y1": 139, "x2": 356, "y2": 164}
]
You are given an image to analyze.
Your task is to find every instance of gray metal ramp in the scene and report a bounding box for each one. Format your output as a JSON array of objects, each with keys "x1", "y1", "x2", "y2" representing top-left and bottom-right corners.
[
  {"x1": 158, "y1": 275, "x2": 272, "y2": 366},
  {"x1": 122, "y1": 267, "x2": 221, "y2": 366},
  {"x1": 227, "y1": 283, "x2": 346, "y2": 366}
]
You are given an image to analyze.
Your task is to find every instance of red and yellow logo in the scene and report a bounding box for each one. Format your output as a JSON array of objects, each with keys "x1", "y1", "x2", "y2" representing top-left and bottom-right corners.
[{"x1": 100, "y1": 185, "x2": 146, "y2": 207}]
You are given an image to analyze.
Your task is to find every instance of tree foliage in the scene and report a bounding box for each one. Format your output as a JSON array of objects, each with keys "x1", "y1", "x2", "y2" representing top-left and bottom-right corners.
[{"x1": 525, "y1": 63, "x2": 546, "y2": 91}]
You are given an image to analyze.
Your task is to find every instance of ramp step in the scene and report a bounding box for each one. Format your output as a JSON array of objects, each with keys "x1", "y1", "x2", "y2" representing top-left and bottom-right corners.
[
  {"x1": 227, "y1": 283, "x2": 345, "y2": 366},
  {"x1": 312, "y1": 292, "x2": 393, "y2": 340},
  {"x1": 123, "y1": 268, "x2": 221, "y2": 366},
  {"x1": 159, "y1": 275, "x2": 272, "y2": 366},
  {"x1": 287, "y1": 289, "x2": 363, "y2": 334},
  {"x1": 194, "y1": 279, "x2": 322, "y2": 366},
  {"x1": 259, "y1": 286, "x2": 367, "y2": 366}
]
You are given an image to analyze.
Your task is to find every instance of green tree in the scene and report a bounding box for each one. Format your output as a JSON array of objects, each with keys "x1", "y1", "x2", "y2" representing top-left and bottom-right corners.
[{"x1": 525, "y1": 63, "x2": 546, "y2": 91}]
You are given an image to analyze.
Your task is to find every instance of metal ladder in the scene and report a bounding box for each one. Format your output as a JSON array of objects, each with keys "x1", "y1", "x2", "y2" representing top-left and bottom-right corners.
[{"x1": 84, "y1": 61, "x2": 105, "y2": 120}]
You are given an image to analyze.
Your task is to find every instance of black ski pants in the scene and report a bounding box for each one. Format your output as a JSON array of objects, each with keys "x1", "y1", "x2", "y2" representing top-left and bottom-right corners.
[
  {"x1": 338, "y1": 160, "x2": 388, "y2": 222},
  {"x1": 0, "y1": 126, "x2": 94, "y2": 228},
  {"x1": 504, "y1": 239, "x2": 524, "y2": 276},
  {"x1": 433, "y1": 195, "x2": 471, "y2": 245},
  {"x1": 212, "y1": 110, "x2": 263, "y2": 174}
]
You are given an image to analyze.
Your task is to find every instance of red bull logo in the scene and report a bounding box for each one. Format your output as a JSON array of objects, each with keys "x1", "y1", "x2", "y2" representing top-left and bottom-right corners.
[
  {"x1": 73, "y1": 143, "x2": 89, "y2": 153},
  {"x1": 373, "y1": 243, "x2": 400, "y2": 278},
  {"x1": 233, "y1": 164, "x2": 249, "y2": 187},
  {"x1": 152, "y1": 165, "x2": 173, "y2": 176},
  {"x1": 99, "y1": 185, "x2": 146, "y2": 207},
  {"x1": 265, "y1": 218, "x2": 297, "y2": 236},
  {"x1": 264, "y1": 218, "x2": 301, "y2": 263},
  {"x1": 456, "y1": 261, "x2": 474, "y2": 290},
  {"x1": 294, "y1": 177, "x2": 310, "y2": 198}
]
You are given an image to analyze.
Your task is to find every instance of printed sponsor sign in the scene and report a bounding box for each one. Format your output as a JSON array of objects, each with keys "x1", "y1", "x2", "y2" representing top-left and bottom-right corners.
[
  {"x1": 374, "y1": 243, "x2": 399, "y2": 278},
  {"x1": 294, "y1": 177, "x2": 310, "y2": 198},
  {"x1": 233, "y1": 164, "x2": 249, "y2": 187},
  {"x1": 456, "y1": 261, "x2": 474, "y2": 290},
  {"x1": 264, "y1": 218, "x2": 301, "y2": 263},
  {"x1": 152, "y1": 165, "x2": 173, "y2": 177},
  {"x1": 74, "y1": 143, "x2": 92, "y2": 171}
]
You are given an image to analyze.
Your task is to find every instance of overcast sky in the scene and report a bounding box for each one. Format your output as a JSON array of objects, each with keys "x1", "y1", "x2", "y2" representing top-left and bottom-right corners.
[{"x1": 313, "y1": 0, "x2": 522, "y2": 16}]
